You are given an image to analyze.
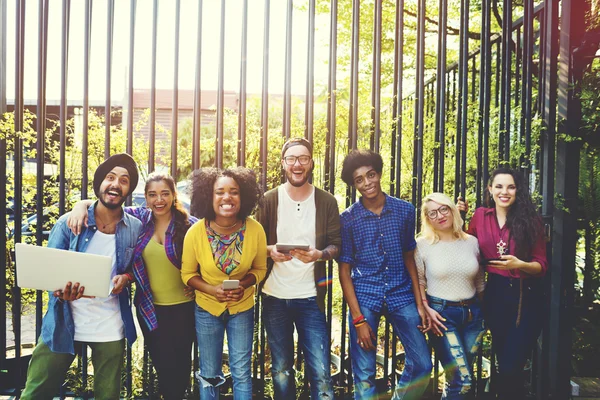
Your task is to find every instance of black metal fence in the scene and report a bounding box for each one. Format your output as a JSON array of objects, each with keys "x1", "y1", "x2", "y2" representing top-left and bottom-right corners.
[{"x1": 0, "y1": 0, "x2": 579, "y2": 398}]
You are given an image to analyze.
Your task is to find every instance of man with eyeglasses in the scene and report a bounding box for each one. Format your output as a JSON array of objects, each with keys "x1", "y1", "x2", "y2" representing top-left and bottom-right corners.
[
  {"x1": 338, "y1": 149, "x2": 432, "y2": 400},
  {"x1": 256, "y1": 137, "x2": 340, "y2": 399}
]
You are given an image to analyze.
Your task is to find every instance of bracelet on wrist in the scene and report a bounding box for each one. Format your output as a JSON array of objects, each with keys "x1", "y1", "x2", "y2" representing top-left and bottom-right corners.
[
  {"x1": 352, "y1": 315, "x2": 366, "y2": 325},
  {"x1": 354, "y1": 321, "x2": 366, "y2": 328}
]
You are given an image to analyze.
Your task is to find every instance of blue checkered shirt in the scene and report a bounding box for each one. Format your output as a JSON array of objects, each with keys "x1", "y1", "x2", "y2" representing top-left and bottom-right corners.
[
  {"x1": 339, "y1": 194, "x2": 417, "y2": 313},
  {"x1": 127, "y1": 207, "x2": 198, "y2": 331}
]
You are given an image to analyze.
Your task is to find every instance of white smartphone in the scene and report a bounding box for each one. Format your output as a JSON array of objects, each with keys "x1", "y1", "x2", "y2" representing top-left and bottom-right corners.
[{"x1": 223, "y1": 279, "x2": 240, "y2": 290}]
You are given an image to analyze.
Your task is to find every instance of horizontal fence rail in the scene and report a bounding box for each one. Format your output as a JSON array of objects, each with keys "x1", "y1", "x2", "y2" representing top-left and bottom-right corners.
[{"x1": 0, "y1": 0, "x2": 567, "y2": 398}]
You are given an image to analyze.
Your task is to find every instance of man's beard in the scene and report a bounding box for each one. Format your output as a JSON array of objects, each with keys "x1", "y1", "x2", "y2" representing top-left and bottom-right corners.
[{"x1": 99, "y1": 187, "x2": 127, "y2": 209}]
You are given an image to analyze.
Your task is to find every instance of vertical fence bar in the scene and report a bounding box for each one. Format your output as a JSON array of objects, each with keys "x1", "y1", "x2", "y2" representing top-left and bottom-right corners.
[
  {"x1": 370, "y1": 0, "x2": 382, "y2": 152},
  {"x1": 148, "y1": 0, "x2": 158, "y2": 173},
  {"x1": 82, "y1": 0, "x2": 91, "y2": 197},
  {"x1": 305, "y1": 0, "x2": 315, "y2": 142},
  {"x1": 59, "y1": 0, "x2": 70, "y2": 216},
  {"x1": 459, "y1": 0, "x2": 469, "y2": 201},
  {"x1": 192, "y1": 1, "x2": 203, "y2": 170},
  {"x1": 11, "y1": 0, "x2": 25, "y2": 385},
  {"x1": 482, "y1": 0, "x2": 492, "y2": 193},
  {"x1": 390, "y1": 0, "x2": 404, "y2": 197},
  {"x1": 171, "y1": 0, "x2": 180, "y2": 177},
  {"x1": 433, "y1": 0, "x2": 446, "y2": 193},
  {"x1": 499, "y1": 0, "x2": 512, "y2": 161},
  {"x1": 325, "y1": 0, "x2": 338, "y2": 193},
  {"x1": 215, "y1": 0, "x2": 226, "y2": 168},
  {"x1": 260, "y1": 0, "x2": 270, "y2": 191},
  {"x1": 413, "y1": 0, "x2": 425, "y2": 212},
  {"x1": 348, "y1": 0, "x2": 359, "y2": 150},
  {"x1": 521, "y1": 0, "x2": 534, "y2": 178},
  {"x1": 495, "y1": 41, "x2": 500, "y2": 108},
  {"x1": 237, "y1": 0, "x2": 248, "y2": 167},
  {"x1": 105, "y1": 0, "x2": 114, "y2": 159},
  {"x1": 126, "y1": 0, "x2": 136, "y2": 157},
  {"x1": 283, "y1": 0, "x2": 293, "y2": 140},
  {"x1": 0, "y1": 0, "x2": 7, "y2": 371}
]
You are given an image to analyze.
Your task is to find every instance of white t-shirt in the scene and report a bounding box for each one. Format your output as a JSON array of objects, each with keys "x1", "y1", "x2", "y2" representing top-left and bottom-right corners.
[
  {"x1": 70, "y1": 230, "x2": 125, "y2": 342},
  {"x1": 262, "y1": 185, "x2": 317, "y2": 299},
  {"x1": 415, "y1": 235, "x2": 484, "y2": 302}
]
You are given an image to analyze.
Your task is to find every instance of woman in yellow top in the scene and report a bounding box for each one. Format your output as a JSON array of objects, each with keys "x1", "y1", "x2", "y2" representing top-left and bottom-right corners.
[{"x1": 181, "y1": 167, "x2": 267, "y2": 400}]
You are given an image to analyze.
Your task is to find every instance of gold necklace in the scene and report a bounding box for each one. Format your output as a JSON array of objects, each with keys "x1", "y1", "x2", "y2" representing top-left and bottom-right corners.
[{"x1": 213, "y1": 220, "x2": 239, "y2": 230}]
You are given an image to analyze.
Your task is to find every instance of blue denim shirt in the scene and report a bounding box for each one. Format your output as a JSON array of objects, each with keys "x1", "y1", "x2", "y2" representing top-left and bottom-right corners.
[{"x1": 41, "y1": 202, "x2": 142, "y2": 354}]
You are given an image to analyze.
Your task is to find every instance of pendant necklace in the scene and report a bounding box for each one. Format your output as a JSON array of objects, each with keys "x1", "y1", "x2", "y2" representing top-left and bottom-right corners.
[
  {"x1": 496, "y1": 229, "x2": 508, "y2": 256},
  {"x1": 96, "y1": 214, "x2": 116, "y2": 230}
]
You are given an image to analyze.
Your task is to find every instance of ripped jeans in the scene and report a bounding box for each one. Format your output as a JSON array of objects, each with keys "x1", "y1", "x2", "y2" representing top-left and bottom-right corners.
[
  {"x1": 428, "y1": 295, "x2": 485, "y2": 400},
  {"x1": 194, "y1": 305, "x2": 254, "y2": 400},
  {"x1": 262, "y1": 294, "x2": 334, "y2": 399}
]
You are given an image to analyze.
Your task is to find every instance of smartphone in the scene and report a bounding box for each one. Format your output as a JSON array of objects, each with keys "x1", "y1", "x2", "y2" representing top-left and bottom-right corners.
[
  {"x1": 481, "y1": 257, "x2": 503, "y2": 265},
  {"x1": 276, "y1": 243, "x2": 310, "y2": 254},
  {"x1": 223, "y1": 279, "x2": 240, "y2": 290}
]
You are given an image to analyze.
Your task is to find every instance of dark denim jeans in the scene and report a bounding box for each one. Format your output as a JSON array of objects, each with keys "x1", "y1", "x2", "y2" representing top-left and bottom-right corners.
[
  {"x1": 484, "y1": 274, "x2": 543, "y2": 399},
  {"x1": 194, "y1": 305, "x2": 254, "y2": 400},
  {"x1": 348, "y1": 302, "x2": 432, "y2": 400},
  {"x1": 262, "y1": 294, "x2": 334, "y2": 400},
  {"x1": 428, "y1": 295, "x2": 485, "y2": 400}
]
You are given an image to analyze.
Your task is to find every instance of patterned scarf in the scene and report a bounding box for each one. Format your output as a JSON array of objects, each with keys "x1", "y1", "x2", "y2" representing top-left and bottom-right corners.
[{"x1": 206, "y1": 220, "x2": 246, "y2": 275}]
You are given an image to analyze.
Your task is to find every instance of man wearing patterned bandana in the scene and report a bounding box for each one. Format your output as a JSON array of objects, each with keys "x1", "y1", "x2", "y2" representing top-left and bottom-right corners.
[{"x1": 256, "y1": 138, "x2": 341, "y2": 399}]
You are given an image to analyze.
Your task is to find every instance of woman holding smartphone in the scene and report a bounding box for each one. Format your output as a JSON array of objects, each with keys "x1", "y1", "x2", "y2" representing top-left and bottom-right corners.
[
  {"x1": 67, "y1": 172, "x2": 197, "y2": 400},
  {"x1": 181, "y1": 167, "x2": 267, "y2": 400},
  {"x1": 415, "y1": 193, "x2": 485, "y2": 399},
  {"x1": 459, "y1": 168, "x2": 547, "y2": 399}
]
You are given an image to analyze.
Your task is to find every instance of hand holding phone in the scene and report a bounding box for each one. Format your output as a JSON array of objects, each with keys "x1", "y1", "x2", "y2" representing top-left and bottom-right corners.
[{"x1": 223, "y1": 279, "x2": 240, "y2": 290}]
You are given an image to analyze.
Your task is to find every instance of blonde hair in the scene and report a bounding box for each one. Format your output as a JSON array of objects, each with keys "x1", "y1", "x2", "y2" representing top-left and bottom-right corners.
[{"x1": 419, "y1": 192, "x2": 468, "y2": 244}]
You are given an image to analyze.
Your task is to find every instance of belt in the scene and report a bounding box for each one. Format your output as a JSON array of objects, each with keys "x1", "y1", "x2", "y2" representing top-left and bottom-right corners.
[{"x1": 442, "y1": 298, "x2": 477, "y2": 307}]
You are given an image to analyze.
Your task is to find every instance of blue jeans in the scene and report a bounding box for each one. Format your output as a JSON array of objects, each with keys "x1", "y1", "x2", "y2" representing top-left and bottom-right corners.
[
  {"x1": 262, "y1": 294, "x2": 334, "y2": 399},
  {"x1": 348, "y1": 302, "x2": 432, "y2": 400},
  {"x1": 428, "y1": 295, "x2": 485, "y2": 400},
  {"x1": 194, "y1": 305, "x2": 254, "y2": 400}
]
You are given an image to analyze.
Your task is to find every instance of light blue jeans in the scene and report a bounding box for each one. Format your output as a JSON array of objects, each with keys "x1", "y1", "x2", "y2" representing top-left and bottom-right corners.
[
  {"x1": 194, "y1": 305, "x2": 254, "y2": 400},
  {"x1": 262, "y1": 294, "x2": 334, "y2": 399},
  {"x1": 428, "y1": 295, "x2": 485, "y2": 400},
  {"x1": 348, "y1": 302, "x2": 432, "y2": 400}
]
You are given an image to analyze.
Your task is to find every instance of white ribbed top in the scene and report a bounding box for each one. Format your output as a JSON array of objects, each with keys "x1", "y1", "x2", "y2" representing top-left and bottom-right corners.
[{"x1": 415, "y1": 235, "x2": 484, "y2": 301}]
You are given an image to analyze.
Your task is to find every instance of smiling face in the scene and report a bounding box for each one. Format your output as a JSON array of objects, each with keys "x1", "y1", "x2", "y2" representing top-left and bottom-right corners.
[
  {"x1": 213, "y1": 176, "x2": 241, "y2": 220},
  {"x1": 351, "y1": 166, "x2": 382, "y2": 200},
  {"x1": 281, "y1": 144, "x2": 313, "y2": 188},
  {"x1": 425, "y1": 200, "x2": 454, "y2": 232},
  {"x1": 489, "y1": 173, "x2": 517, "y2": 209},
  {"x1": 145, "y1": 180, "x2": 174, "y2": 218},
  {"x1": 98, "y1": 166, "x2": 131, "y2": 209}
]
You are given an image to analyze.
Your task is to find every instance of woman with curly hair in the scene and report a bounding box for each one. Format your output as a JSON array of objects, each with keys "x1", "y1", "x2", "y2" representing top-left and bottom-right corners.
[
  {"x1": 67, "y1": 172, "x2": 197, "y2": 399},
  {"x1": 181, "y1": 167, "x2": 267, "y2": 400},
  {"x1": 459, "y1": 167, "x2": 547, "y2": 399}
]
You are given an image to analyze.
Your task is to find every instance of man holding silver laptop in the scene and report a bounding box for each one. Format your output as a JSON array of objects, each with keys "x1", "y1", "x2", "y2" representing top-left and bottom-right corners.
[
  {"x1": 21, "y1": 153, "x2": 142, "y2": 400},
  {"x1": 255, "y1": 138, "x2": 340, "y2": 399}
]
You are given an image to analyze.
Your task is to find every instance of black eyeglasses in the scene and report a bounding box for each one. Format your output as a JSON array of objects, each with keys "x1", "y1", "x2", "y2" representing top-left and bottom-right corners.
[
  {"x1": 426, "y1": 205, "x2": 451, "y2": 220},
  {"x1": 283, "y1": 155, "x2": 312, "y2": 166}
]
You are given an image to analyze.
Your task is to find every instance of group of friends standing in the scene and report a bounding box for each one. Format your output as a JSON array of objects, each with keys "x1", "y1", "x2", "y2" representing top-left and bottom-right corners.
[{"x1": 19, "y1": 137, "x2": 547, "y2": 400}]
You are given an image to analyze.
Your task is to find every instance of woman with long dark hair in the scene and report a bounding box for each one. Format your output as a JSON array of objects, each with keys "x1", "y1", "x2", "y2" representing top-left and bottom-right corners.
[
  {"x1": 181, "y1": 167, "x2": 267, "y2": 400},
  {"x1": 459, "y1": 167, "x2": 547, "y2": 399},
  {"x1": 68, "y1": 172, "x2": 197, "y2": 399}
]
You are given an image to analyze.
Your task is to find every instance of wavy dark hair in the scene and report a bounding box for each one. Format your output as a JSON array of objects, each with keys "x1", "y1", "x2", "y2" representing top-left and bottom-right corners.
[
  {"x1": 484, "y1": 167, "x2": 543, "y2": 260},
  {"x1": 190, "y1": 167, "x2": 263, "y2": 221},
  {"x1": 144, "y1": 172, "x2": 192, "y2": 262},
  {"x1": 341, "y1": 149, "x2": 384, "y2": 186}
]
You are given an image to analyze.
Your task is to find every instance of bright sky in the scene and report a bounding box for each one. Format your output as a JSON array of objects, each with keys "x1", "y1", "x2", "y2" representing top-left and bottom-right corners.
[{"x1": 5, "y1": 0, "x2": 333, "y2": 104}]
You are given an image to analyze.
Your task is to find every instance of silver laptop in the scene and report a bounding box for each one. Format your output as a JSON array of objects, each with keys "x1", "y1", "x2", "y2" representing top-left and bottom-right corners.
[{"x1": 15, "y1": 243, "x2": 113, "y2": 298}]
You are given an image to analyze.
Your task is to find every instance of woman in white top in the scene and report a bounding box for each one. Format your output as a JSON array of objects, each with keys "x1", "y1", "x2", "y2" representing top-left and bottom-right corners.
[{"x1": 415, "y1": 192, "x2": 485, "y2": 400}]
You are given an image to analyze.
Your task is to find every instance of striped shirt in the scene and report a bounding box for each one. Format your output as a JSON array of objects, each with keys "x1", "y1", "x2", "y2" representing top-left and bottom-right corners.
[{"x1": 339, "y1": 194, "x2": 417, "y2": 312}]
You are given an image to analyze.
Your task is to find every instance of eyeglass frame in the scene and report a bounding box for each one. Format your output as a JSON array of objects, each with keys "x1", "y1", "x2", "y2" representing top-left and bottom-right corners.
[
  {"x1": 282, "y1": 155, "x2": 312, "y2": 166},
  {"x1": 426, "y1": 205, "x2": 451, "y2": 220}
]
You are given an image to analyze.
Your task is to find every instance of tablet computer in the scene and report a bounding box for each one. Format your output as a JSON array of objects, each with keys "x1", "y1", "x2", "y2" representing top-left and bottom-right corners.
[
  {"x1": 15, "y1": 243, "x2": 113, "y2": 298},
  {"x1": 275, "y1": 243, "x2": 310, "y2": 254}
]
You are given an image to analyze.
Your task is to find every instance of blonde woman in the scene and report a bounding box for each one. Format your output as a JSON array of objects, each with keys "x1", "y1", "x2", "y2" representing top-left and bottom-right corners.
[{"x1": 415, "y1": 193, "x2": 485, "y2": 400}]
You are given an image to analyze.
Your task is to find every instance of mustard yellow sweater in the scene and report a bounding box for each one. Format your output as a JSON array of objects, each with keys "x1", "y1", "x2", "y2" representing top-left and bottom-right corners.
[{"x1": 181, "y1": 217, "x2": 267, "y2": 316}]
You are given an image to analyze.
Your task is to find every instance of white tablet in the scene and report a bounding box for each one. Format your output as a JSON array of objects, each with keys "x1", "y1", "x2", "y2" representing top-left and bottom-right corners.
[
  {"x1": 15, "y1": 243, "x2": 113, "y2": 298},
  {"x1": 275, "y1": 243, "x2": 310, "y2": 254}
]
